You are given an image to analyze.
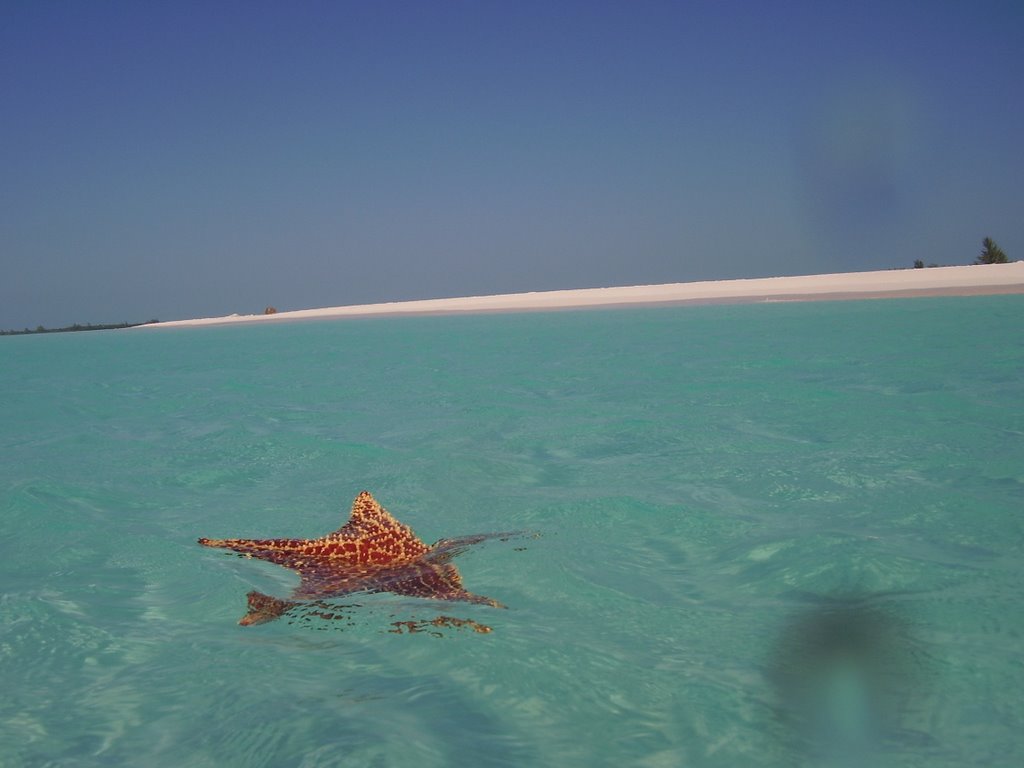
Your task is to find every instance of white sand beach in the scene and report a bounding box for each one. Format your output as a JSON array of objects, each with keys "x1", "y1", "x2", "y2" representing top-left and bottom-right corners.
[{"x1": 143, "y1": 263, "x2": 1024, "y2": 328}]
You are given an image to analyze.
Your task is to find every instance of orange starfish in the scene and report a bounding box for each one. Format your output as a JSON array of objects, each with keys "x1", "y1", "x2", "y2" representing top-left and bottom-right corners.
[{"x1": 199, "y1": 491, "x2": 505, "y2": 626}]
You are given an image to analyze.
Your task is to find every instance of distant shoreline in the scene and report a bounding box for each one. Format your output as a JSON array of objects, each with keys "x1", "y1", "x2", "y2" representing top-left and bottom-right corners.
[
  {"x1": 138, "y1": 263, "x2": 1024, "y2": 329},
  {"x1": 1, "y1": 320, "x2": 159, "y2": 337}
]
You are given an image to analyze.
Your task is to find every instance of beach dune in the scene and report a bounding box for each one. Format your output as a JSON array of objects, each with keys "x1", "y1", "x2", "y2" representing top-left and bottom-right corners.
[{"x1": 144, "y1": 263, "x2": 1024, "y2": 328}]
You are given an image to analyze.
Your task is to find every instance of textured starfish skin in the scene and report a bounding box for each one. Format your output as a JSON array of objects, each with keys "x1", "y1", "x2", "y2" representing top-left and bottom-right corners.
[{"x1": 199, "y1": 491, "x2": 503, "y2": 625}]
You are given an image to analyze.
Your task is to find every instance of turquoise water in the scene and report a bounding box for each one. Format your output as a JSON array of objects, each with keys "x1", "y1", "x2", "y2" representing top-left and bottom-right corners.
[{"x1": 2, "y1": 297, "x2": 1023, "y2": 767}]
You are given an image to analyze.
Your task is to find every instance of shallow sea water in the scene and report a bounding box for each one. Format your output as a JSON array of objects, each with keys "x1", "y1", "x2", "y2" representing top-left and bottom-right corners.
[{"x1": 2, "y1": 296, "x2": 1023, "y2": 767}]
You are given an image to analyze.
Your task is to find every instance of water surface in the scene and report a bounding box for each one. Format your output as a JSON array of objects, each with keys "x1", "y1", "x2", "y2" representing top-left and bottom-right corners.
[{"x1": 2, "y1": 297, "x2": 1022, "y2": 766}]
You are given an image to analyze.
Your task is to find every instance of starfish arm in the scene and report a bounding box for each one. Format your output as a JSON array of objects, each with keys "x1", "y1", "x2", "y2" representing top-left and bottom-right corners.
[
  {"x1": 197, "y1": 536, "x2": 312, "y2": 566},
  {"x1": 382, "y1": 563, "x2": 506, "y2": 608},
  {"x1": 332, "y1": 491, "x2": 431, "y2": 561},
  {"x1": 198, "y1": 536, "x2": 277, "y2": 551},
  {"x1": 238, "y1": 591, "x2": 297, "y2": 626},
  {"x1": 390, "y1": 581, "x2": 505, "y2": 608},
  {"x1": 429, "y1": 531, "x2": 530, "y2": 558}
]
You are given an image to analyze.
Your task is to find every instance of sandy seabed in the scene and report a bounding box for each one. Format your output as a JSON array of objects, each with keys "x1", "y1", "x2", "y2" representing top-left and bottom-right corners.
[{"x1": 143, "y1": 263, "x2": 1024, "y2": 329}]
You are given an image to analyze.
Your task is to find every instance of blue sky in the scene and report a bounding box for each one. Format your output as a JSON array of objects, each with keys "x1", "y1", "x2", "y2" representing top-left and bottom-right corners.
[{"x1": 2, "y1": 1, "x2": 1021, "y2": 328}]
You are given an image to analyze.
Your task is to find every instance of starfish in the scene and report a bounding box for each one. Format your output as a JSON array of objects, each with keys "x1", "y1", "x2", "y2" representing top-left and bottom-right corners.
[{"x1": 198, "y1": 491, "x2": 505, "y2": 626}]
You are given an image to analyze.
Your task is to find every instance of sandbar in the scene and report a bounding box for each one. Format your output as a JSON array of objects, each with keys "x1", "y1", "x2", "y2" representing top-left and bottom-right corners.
[{"x1": 142, "y1": 263, "x2": 1024, "y2": 328}]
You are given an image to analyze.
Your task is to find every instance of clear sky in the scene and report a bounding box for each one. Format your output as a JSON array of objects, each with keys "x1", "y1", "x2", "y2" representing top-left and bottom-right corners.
[{"x1": 2, "y1": 1, "x2": 1022, "y2": 329}]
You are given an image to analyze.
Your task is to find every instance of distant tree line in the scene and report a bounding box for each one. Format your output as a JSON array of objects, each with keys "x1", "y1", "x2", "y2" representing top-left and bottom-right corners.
[
  {"x1": 913, "y1": 236, "x2": 1010, "y2": 269},
  {"x1": 0, "y1": 320, "x2": 160, "y2": 337}
]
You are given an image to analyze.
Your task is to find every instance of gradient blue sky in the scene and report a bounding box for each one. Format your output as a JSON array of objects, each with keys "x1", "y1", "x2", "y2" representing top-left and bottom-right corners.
[{"x1": 2, "y1": 1, "x2": 1021, "y2": 328}]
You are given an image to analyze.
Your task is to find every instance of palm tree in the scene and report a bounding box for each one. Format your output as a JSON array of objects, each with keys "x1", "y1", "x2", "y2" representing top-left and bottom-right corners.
[{"x1": 975, "y1": 237, "x2": 1009, "y2": 264}]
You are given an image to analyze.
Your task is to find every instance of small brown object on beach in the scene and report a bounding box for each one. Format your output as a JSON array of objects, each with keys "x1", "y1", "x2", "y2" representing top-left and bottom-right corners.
[{"x1": 264, "y1": 306, "x2": 277, "y2": 315}]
